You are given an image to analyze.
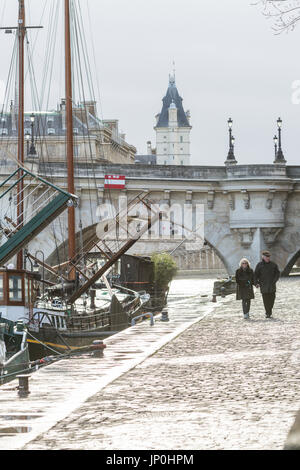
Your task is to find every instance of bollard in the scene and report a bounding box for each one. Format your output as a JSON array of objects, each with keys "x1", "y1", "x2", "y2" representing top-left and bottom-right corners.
[
  {"x1": 17, "y1": 375, "x2": 30, "y2": 398},
  {"x1": 161, "y1": 309, "x2": 169, "y2": 322},
  {"x1": 91, "y1": 340, "x2": 106, "y2": 357},
  {"x1": 212, "y1": 294, "x2": 217, "y2": 303}
]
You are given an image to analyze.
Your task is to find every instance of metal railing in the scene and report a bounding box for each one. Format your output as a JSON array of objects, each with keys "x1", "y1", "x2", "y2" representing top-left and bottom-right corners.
[
  {"x1": 131, "y1": 312, "x2": 154, "y2": 326},
  {"x1": 0, "y1": 168, "x2": 75, "y2": 241}
]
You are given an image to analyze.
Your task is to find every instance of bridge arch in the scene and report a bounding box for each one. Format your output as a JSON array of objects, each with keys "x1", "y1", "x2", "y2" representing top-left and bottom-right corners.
[
  {"x1": 203, "y1": 239, "x2": 230, "y2": 275},
  {"x1": 281, "y1": 250, "x2": 300, "y2": 277}
]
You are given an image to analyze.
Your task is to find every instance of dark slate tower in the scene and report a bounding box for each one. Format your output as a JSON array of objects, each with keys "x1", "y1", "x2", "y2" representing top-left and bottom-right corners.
[{"x1": 154, "y1": 74, "x2": 191, "y2": 165}]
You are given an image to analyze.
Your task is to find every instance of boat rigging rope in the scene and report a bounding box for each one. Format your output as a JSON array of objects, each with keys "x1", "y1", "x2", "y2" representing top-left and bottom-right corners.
[{"x1": 26, "y1": 330, "x2": 68, "y2": 356}]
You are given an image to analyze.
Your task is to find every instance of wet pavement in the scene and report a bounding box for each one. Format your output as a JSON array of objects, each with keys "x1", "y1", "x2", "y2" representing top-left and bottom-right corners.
[
  {"x1": 1, "y1": 276, "x2": 300, "y2": 450},
  {"x1": 0, "y1": 277, "x2": 216, "y2": 450}
]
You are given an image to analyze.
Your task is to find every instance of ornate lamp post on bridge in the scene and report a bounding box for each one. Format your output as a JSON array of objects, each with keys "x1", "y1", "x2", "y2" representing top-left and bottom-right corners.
[
  {"x1": 225, "y1": 117, "x2": 237, "y2": 165},
  {"x1": 274, "y1": 117, "x2": 286, "y2": 164},
  {"x1": 28, "y1": 113, "x2": 37, "y2": 157}
]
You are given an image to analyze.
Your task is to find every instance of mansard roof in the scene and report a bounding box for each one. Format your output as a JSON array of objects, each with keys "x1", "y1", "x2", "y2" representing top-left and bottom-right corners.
[{"x1": 156, "y1": 76, "x2": 190, "y2": 128}]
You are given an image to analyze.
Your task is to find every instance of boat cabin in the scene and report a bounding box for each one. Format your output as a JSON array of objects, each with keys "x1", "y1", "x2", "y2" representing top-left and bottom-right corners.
[{"x1": 0, "y1": 269, "x2": 37, "y2": 322}]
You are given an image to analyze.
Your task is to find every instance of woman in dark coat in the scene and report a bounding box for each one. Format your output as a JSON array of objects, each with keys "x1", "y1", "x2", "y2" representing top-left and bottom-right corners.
[{"x1": 235, "y1": 258, "x2": 255, "y2": 319}]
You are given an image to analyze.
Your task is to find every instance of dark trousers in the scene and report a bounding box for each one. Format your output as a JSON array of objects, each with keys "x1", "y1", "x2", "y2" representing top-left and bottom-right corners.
[
  {"x1": 262, "y1": 293, "x2": 276, "y2": 316},
  {"x1": 242, "y1": 299, "x2": 251, "y2": 314}
]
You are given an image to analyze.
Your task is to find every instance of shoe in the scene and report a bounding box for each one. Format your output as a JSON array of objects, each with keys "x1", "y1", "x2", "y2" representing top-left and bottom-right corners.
[
  {"x1": 244, "y1": 313, "x2": 249, "y2": 319},
  {"x1": 265, "y1": 314, "x2": 272, "y2": 318}
]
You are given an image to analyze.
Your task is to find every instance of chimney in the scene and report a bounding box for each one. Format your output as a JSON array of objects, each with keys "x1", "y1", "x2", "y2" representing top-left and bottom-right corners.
[
  {"x1": 147, "y1": 141, "x2": 152, "y2": 155},
  {"x1": 186, "y1": 110, "x2": 191, "y2": 124}
]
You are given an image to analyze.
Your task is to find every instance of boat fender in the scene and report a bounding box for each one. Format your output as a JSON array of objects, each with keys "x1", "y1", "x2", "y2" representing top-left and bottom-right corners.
[
  {"x1": 39, "y1": 356, "x2": 55, "y2": 364},
  {"x1": 91, "y1": 340, "x2": 106, "y2": 357},
  {"x1": 91, "y1": 340, "x2": 106, "y2": 351}
]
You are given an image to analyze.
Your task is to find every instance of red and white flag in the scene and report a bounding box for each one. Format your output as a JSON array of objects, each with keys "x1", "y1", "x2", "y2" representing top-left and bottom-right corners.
[{"x1": 104, "y1": 175, "x2": 126, "y2": 189}]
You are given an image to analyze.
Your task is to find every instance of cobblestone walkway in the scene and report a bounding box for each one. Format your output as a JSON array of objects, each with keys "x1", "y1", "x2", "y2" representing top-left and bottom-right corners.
[{"x1": 25, "y1": 278, "x2": 300, "y2": 450}]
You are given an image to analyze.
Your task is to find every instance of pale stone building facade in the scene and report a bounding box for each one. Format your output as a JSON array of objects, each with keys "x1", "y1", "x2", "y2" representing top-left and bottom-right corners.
[{"x1": 0, "y1": 100, "x2": 136, "y2": 166}]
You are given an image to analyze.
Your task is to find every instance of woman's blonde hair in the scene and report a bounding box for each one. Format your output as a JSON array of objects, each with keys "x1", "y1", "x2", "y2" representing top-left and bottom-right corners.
[{"x1": 239, "y1": 258, "x2": 251, "y2": 268}]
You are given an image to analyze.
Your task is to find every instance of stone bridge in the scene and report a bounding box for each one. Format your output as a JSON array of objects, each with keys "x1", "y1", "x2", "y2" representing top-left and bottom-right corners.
[{"x1": 2, "y1": 161, "x2": 300, "y2": 276}]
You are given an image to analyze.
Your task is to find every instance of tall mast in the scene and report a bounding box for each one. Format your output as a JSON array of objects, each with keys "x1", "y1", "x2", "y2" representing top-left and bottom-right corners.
[
  {"x1": 16, "y1": 0, "x2": 25, "y2": 270},
  {"x1": 65, "y1": 0, "x2": 76, "y2": 280}
]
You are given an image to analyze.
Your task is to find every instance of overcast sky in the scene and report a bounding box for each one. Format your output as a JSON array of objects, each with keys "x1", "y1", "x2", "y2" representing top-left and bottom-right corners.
[{"x1": 0, "y1": 0, "x2": 300, "y2": 165}]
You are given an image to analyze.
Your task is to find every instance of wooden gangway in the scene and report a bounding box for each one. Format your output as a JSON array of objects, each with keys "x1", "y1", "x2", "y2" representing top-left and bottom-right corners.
[{"x1": 0, "y1": 168, "x2": 77, "y2": 266}]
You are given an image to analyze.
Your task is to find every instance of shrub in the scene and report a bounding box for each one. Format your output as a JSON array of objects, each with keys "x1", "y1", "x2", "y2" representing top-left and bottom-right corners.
[{"x1": 151, "y1": 252, "x2": 178, "y2": 290}]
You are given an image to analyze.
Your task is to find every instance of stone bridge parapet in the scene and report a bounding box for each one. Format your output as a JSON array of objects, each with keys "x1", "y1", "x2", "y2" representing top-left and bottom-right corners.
[{"x1": 1, "y1": 162, "x2": 300, "y2": 275}]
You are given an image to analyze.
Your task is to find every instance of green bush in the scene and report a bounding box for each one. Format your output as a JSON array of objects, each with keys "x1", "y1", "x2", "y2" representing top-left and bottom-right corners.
[{"x1": 151, "y1": 252, "x2": 178, "y2": 290}]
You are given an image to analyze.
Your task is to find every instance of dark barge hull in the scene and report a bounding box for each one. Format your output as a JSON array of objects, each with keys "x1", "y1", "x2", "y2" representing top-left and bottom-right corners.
[{"x1": 27, "y1": 293, "x2": 148, "y2": 360}]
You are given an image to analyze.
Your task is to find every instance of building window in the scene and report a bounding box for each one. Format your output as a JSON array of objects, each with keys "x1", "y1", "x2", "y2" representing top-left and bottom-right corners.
[
  {"x1": 181, "y1": 160, "x2": 183, "y2": 165},
  {"x1": 1, "y1": 128, "x2": 8, "y2": 136},
  {"x1": 24, "y1": 128, "x2": 31, "y2": 135},
  {"x1": 180, "y1": 136, "x2": 183, "y2": 142},
  {"x1": 48, "y1": 128, "x2": 55, "y2": 135},
  {"x1": 164, "y1": 160, "x2": 167, "y2": 165},
  {"x1": 73, "y1": 128, "x2": 79, "y2": 134},
  {"x1": 74, "y1": 145, "x2": 79, "y2": 157},
  {"x1": 9, "y1": 275, "x2": 23, "y2": 301}
]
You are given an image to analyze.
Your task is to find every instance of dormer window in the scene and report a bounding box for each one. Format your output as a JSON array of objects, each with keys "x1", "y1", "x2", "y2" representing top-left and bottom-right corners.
[
  {"x1": 73, "y1": 128, "x2": 79, "y2": 134},
  {"x1": 1, "y1": 128, "x2": 8, "y2": 136},
  {"x1": 48, "y1": 128, "x2": 55, "y2": 135}
]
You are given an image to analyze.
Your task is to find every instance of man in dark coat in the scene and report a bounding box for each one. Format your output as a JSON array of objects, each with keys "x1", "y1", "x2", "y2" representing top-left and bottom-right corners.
[{"x1": 254, "y1": 250, "x2": 280, "y2": 318}]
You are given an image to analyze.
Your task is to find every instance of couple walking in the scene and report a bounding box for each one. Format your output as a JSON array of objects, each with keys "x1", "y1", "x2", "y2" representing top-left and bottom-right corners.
[{"x1": 235, "y1": 250, "x2": 280, "y2": 319}]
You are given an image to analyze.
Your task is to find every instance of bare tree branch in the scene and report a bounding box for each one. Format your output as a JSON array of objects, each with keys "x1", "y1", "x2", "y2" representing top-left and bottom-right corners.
[{"x1": 253, "y1": 0, "x2": 300, "y2": 33}]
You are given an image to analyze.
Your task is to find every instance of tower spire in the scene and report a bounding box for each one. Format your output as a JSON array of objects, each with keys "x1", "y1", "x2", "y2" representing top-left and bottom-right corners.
[{"x1": 169, "y1": 60, "x2": 176, "y2": 86}]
